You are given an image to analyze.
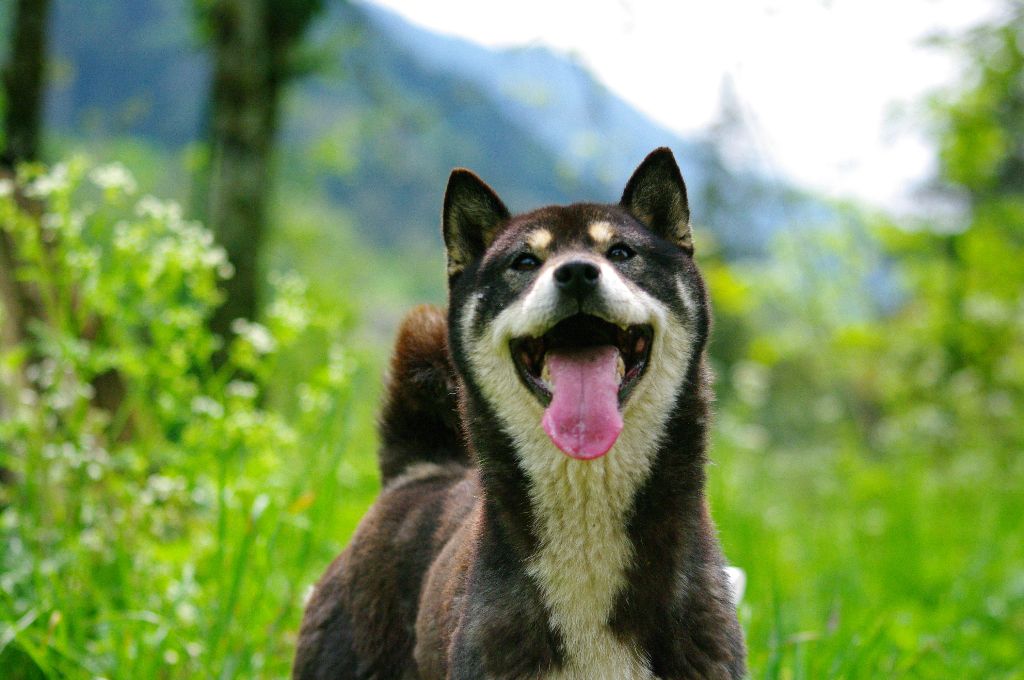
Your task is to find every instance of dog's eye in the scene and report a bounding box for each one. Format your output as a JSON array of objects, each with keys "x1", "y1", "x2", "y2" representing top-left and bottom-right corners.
[
  {"x1": 511, "y1": 253, "x2": 542, "y2": 271},
  {"x1": 607, "y1": 243, "x2": 635, "y2": 262}
]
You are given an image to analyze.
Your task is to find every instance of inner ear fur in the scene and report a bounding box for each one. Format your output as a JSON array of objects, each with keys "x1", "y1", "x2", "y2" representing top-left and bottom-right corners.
[
  {"x1": 620, "y1": 147, "x2": 693, "y2": 253},
  {"x1": 442, "y1": 169, "x2": 511, "y2": 276}
]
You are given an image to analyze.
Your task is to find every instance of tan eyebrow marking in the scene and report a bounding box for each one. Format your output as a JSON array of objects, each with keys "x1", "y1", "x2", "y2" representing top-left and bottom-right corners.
[
  {"x1": 588, "y1": 221, "x2": 615, "y2": 247},
  {"x1": 526, "y1": 228, "x2": 553, "y2": 254}
]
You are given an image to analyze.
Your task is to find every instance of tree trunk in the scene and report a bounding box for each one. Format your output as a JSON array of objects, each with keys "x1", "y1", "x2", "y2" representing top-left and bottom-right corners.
[
  {"x1": 206, "y1": 0, "x2": 280, "y2": 340},
  {"x1": 2, "y1": 0, "x2": 50, "y2": 167},
  {"x1": 1, "y1": 0, "x2": 50, "y2": 351}
]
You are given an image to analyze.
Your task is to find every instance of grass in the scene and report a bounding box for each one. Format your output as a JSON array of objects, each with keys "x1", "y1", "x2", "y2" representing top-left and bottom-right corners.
[{"x1": 709, "y1": 432, "x2": 1024, "y2": 678}]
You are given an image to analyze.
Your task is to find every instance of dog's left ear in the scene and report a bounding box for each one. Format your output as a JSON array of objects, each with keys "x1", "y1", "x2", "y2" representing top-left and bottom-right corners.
[
  {"x1": 621, "y1": 147, "x2": 693, "y2": 253},
  {"x1": 443, "y1": 169, "x2": 511, "y2": 277}
]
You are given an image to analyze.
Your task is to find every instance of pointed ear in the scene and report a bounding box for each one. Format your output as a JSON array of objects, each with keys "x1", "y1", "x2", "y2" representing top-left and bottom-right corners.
[
  {"x1": 442, "y1": 169, "x2": 511, "y2": 276},
  {"x1": 620, "y1": 147, "x2": 693, "y2": 253}
]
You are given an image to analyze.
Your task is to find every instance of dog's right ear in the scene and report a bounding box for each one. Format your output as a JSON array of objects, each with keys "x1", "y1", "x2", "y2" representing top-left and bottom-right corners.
[{"x1": 442, "y1": 169, "x2": 510, "y2": 278}]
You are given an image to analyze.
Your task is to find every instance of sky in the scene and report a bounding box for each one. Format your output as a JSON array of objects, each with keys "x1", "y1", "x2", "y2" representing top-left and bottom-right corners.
[{"x1": 367, "y1": 0, "x2": 999, "y2": 213}]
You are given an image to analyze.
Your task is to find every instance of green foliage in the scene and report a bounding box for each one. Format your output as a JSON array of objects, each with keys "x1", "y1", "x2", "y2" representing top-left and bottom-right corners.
[
  {"x1": 0, "y1": 160, "x2": 380, "y2": 677},
  {"x1": 934, "y1": 2, "x2": 1024, "y2": 198},
  {"x1": 711, "y1": 435, "x2": 1023, "y2": 678}
]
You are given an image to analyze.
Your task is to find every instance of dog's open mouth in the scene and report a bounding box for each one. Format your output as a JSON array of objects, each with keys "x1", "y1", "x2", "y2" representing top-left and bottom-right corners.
[
  {"x1": 510, "y1": 315, "x2": 653, "y2": 405},
  {"x1": 510, "y1": 314, "x2": 653, "y2": 459}
]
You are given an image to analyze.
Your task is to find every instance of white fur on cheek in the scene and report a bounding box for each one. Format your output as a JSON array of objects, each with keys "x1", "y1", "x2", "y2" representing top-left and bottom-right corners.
[
  {"x1": 460, "y1": 265, "x2": 698, "y2": 680},
  {"x1": 675, "y1": 274, "x2": 698, "y2": 319},
  {"x1": 488, "y1": 266, "x2": 563, "y2": 342}
]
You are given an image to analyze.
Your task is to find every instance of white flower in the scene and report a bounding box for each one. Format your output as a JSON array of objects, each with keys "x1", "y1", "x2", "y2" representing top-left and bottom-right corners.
[
  {"x1": 135, "y1": 195, "x2": 182, "y2": 222},
  {"x1": 731, "y1": 360, "x2": 769, "y2": 407},
  {"x1": 176, "y1": 602, "x2": 198, "y2": 625},
  {"x1": 147, "y1": 474, "x2": 181, "y2": 500},
  {"x1": 231, "y1": 319, "x2": 276, "y2": 354},
  {"x1": 724, "y1": 566, "x2": 746, "y2": 607},
  {"x1": 217, "y1": 260, "x2": 235, "y2": 280},
  {"x1": 190, "y1": 395, "x2": 224, "y2": 418},
  {"x1": 89, "y1": 162, "x2": 137, "y2": 195},
  {"x1": 0, "y1": 178, "x2": 13, "y2": 197},
  {"x1": 24, "y1": 162, "x2": 69, "y2": 198},
  {"x1": 226, "y1": 380, "x2": 258, "y2": 399},
  {"x1": 327, "y1": 344, "x2": 350, "y2": 385}
]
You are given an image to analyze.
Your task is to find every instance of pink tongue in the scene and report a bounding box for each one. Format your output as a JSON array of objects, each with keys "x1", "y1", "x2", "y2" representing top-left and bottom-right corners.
[{"x1": 541, "y1": 345, "x2": 624, "y2": 460}]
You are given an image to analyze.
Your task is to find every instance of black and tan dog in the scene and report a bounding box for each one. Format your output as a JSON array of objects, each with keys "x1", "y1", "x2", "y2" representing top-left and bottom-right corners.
[{"x1": 294, "y1": 148, "x2": 746, "y2": 679}]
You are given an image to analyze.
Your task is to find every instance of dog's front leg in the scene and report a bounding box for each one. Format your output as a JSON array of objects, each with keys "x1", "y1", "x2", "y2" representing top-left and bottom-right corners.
[
  {"x1": 441, "y1": 566, "x2": 562, "y2": 680},
  {"x1": 445, "y1": 621, "x2": 487, "y2": 680},
  {"x1": 446, "y1": 620, "x2": 555, "y2": 680}
]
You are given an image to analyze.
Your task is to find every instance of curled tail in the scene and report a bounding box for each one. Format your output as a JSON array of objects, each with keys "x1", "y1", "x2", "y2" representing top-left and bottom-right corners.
[{"x1": 377, "y1": 304, "x2": 469, "y2": 484}]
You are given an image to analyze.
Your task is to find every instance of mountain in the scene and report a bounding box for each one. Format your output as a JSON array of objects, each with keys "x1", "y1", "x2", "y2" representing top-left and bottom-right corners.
[
  {"x1": 358, "y1": 2, "x2": 713, "y2": 192},
  {"x1": 38, "y1": 0, "x2": 825, "y2": 255},
  {"x1": 355, "y1": 2, "x2": 829, "y2": 253}
]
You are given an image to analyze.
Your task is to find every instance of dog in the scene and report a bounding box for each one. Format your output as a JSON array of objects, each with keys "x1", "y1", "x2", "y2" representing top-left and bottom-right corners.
[{"x1": 293, "y1": 148, "x2": 747, "y2": 679}]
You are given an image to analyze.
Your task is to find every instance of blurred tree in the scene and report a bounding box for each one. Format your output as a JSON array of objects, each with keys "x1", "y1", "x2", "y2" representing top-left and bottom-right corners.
[
  {"x1": 936, "y1": 1, "x2": 1024, "y2": 202},
  {"x1": 1, "y1": 0, "x2": 50, "y2": 167},
  {"x1": 0, "y1": 0, "x2": 50, "y2": 354},
  {"x1": 921, "y1": 0, "x2": 1023, "y2": 378},
  {"x1": 195, "y1": 0, "x2": 327, "y2": 343}
]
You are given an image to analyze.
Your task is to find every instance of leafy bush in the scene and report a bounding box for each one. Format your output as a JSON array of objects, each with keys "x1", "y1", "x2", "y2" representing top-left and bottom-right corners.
[
  {"x1": 0, "y1": 159, "x2": 374, "y2": 677},
  {"x1": 705, "y1": 214, "x2": 1024, "y2": 461}
]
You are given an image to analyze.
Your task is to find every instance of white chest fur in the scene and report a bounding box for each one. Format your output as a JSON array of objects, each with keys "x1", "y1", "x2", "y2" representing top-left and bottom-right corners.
[{"x1": 520, "y1": 434, "x2": 656, "y2": 680}]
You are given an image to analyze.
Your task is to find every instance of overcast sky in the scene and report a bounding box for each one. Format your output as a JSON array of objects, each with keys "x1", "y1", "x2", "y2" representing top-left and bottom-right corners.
[{"x1": 368, "y1": 0, "x2": 999, "y2": 213}]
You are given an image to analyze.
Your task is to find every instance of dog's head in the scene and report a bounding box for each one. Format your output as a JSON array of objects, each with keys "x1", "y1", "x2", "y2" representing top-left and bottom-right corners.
[{"x1": 445, "y1": 148, "x2": 709, "y2": 461}]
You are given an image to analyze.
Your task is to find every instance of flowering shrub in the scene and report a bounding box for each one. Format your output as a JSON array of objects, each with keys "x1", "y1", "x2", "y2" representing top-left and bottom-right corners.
[{"x1": 0, "y1": 159, "x2": 364, "y2": 677}]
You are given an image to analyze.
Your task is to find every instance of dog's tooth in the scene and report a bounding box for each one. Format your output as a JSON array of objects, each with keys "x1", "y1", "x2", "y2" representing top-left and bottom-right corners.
[
  {"x1": 616, "y1": 354, "x2": 625, "y2": 380},
  {"x1": 541, "y1": 356, "x2": 551, "y2": 384}
]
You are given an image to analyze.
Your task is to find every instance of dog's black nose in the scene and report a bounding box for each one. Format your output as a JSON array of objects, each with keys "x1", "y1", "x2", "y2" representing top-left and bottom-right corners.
[{"x1": 554, "y1": 260, "x2": 600, "y2": 298}]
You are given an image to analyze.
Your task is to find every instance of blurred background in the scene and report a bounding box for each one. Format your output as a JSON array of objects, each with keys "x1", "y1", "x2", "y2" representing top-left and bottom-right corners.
[{"x1": 0, "y1": 0, "x2": 1021, "y2": 677}]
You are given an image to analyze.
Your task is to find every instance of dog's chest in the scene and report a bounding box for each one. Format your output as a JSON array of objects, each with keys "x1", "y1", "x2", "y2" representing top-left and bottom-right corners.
[{"x1": 522, "y1": 441, "x2": 657, "y2": 680}]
